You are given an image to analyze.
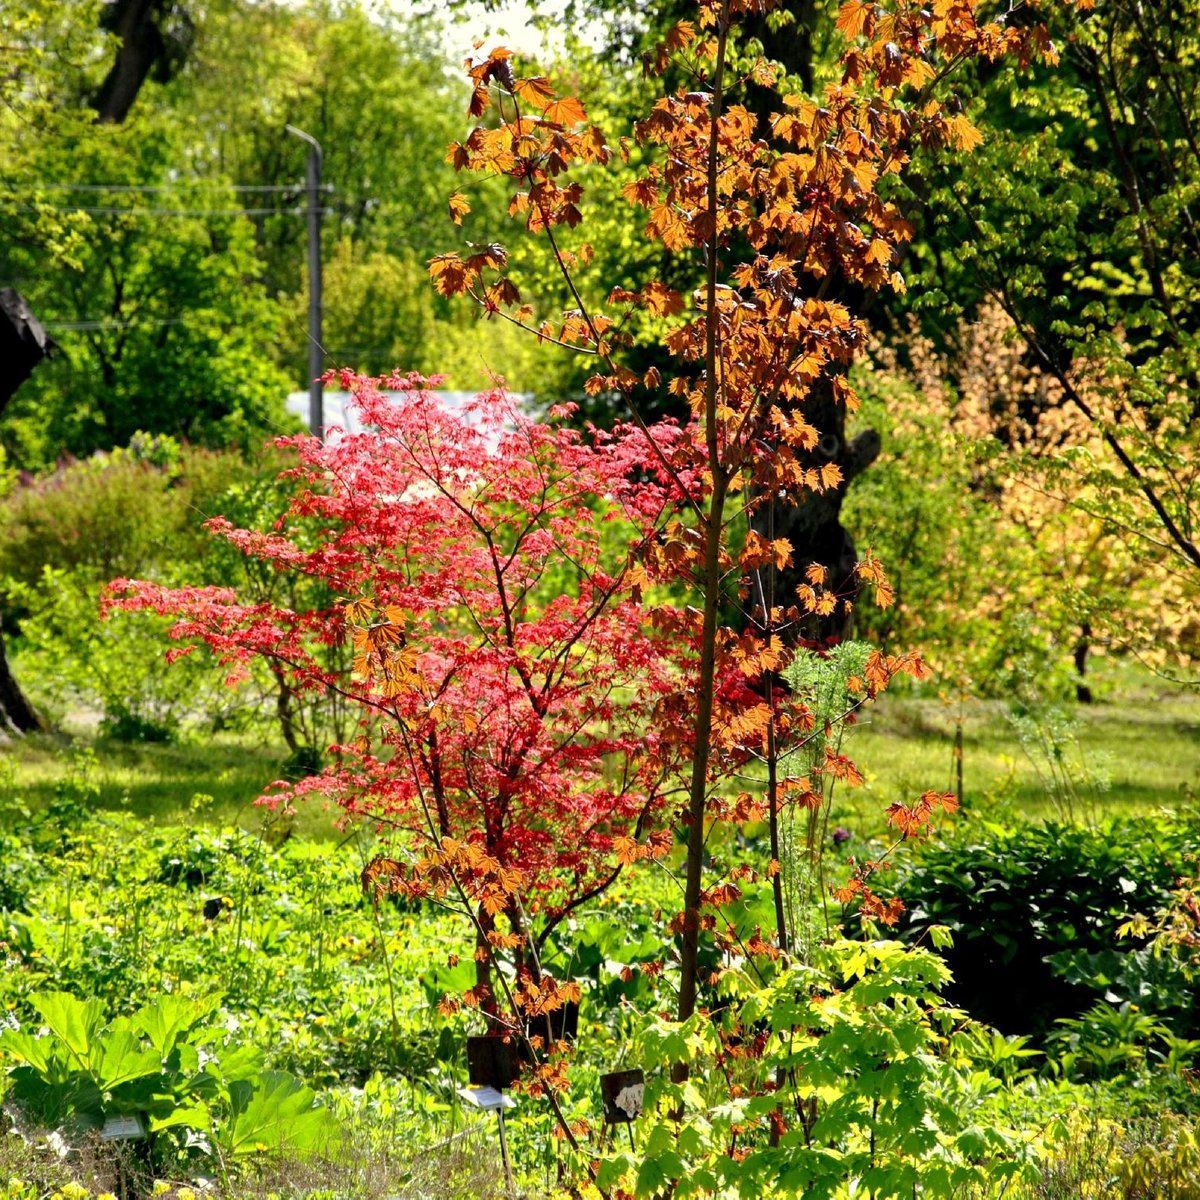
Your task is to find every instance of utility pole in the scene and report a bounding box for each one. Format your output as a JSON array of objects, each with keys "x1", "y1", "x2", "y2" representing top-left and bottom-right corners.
[{"x1": 285, "y1": 124, "x2": 324, "y2": 439}]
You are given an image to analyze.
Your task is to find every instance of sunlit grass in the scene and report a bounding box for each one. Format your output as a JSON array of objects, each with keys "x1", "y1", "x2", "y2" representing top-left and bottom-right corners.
[
  {"x1": 3, "y1": 660, "x2": 1196, "y2": 840},
  {"x1": 0, "y1": 728, "x2": 346, "y2": 839},
  {"x1": 839, "y1": 663, "x2": 1199, "y2": 833}
]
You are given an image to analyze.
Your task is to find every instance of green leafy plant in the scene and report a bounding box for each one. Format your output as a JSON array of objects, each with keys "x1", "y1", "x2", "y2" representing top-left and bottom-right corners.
[
  {"x1": 0, "y1": 992, "x2": 330, "y2": 1172},
  {"x1": 11, "y1": 566, "x2": 255, "y2": 741},
  {"x1": 898, "y1": 816, "x2": 1200, "y2": 1041},
  {"x1": 591, "y1": 939, "x2": 1034, "y2": 1198}
]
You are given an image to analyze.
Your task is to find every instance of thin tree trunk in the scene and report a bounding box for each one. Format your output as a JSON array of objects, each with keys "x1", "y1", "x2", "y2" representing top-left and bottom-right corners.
[{"x1": 1074, "y1": 621, "x2": 1094, "y2": 704}]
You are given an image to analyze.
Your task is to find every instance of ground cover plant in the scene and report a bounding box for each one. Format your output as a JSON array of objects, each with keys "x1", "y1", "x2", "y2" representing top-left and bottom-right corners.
[{"x1": 1, "y1": 749, "x2": 1197, "y2": 1198}]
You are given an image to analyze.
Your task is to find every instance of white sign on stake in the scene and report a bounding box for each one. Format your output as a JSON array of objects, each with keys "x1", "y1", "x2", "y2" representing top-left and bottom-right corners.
[
  {"x1": 456, "y1": 1085, "x2": 516, "y2": 1112},
  {"x1": 100, "y1": 1114, "x2": 147, "y2": 1141}
]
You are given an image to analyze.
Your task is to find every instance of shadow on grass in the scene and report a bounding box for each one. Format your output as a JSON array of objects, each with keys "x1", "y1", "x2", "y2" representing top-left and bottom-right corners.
[{"x1": 1, "y1": 730, "x2": 346, "y2": 839}]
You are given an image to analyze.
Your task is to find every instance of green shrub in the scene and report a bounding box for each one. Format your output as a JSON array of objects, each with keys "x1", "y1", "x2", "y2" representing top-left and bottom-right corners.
[
  {"x1": 10, "y1": 565, "x2": 261, "y2": 740},
  {"x1": 591, "y1": 939, "x2": 1036, "y2": 1198},
  {"x1": 0, "y1": 439, "x2": 258, "y2": 597},
  {"x1": 1023, "y1": 1110, "x2": 1200, "y2": 1199},
  {"x1": 1, "y1": 437, "x2": 351, "y2": 756},
  {"x1": 897, "y1": 816, "x2": 1200, "y2": 1042},
  {"x1": 0, "y1": 991, "x2": 331, "y2": 1174}
]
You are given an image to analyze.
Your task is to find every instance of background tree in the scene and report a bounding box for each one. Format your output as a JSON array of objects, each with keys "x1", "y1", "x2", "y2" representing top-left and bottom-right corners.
[
  {"x1": 848, "y1": 307, "x2": 1199, "y2": 697},
  {"x1": 0, "y1": 123, "x2": 290, "y2": 466},
  {"x1": 0, "y1": 291, "x2": 55, "y2": 734},
  {"x1": 910, "y1": 0, "x2": 1200, "y2": 591},
  {"x1": 0, "y1": 0, "x2": 292, "y2": 469},
  {"x1": 91, "y1": 0, "x2": 195, "y2": 123}
]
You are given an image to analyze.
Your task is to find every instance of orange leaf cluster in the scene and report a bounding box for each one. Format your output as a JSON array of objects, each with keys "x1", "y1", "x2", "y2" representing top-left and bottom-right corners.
[{"x1": 885, "y1": 789, "x2": 959, "y2": 838}]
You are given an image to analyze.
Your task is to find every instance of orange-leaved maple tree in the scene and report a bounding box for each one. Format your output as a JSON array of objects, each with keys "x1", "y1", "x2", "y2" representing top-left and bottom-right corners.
[
  {"x1": 111, "y1": 376, "x2": 691, "y2": 1024},
  {"x1": 432, "y1": 0, "x2": 1063, "y2": 1043}
]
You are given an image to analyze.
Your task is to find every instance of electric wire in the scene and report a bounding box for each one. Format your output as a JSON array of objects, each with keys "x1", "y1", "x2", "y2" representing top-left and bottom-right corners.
[
  {"x1": 6, "y1": 183, "x2": 331, "y2": 193},
  {"x1": 5, "y1": 203, "x2": 321, "y2": 217}
]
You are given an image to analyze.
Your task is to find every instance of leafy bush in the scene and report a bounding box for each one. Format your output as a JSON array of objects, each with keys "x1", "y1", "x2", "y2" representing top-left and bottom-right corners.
[
  {"x1": 0, "y1": 991, "x2": 330, "y2": 1172},
  {"x1": 897, "y1": 816, "x2": 1200, "y2": 1040},
  {"x1": 11, "y1": 566, "x2": 257, "y2": 740},
  {"x1": 0, "y1": 439, "x2": 256, "y2": 597},
  {"x1": 0, "y1": 439, "x2": 351, "y2": 748},
  {"x1": 1025, "y1": 1110, "x2": 1200, "y2": 1199},
  {"x1": 591, "y1": 939, "x2": 1035, "y2": 1198}
]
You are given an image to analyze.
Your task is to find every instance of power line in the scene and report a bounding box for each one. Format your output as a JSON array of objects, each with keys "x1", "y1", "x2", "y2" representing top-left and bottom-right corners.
[
  {"x1": 8, "y1": 183, "x2": 333, "y2": 194},
  {"x1": 5, "y1": 203, "x2": 318, "y2": 217}
]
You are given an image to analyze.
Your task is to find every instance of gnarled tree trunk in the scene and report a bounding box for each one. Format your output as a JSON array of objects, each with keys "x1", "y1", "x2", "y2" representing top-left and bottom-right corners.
[
  {"x1": 92, "y1": 0, "x2": 194, "y2": 123},
  {"x1": 748, "y1": 379, "x2": 881, "y2": 644}
]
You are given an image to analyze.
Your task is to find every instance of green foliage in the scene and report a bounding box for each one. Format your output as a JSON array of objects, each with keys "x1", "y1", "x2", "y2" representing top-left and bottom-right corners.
[
  {"x1": 0, "y1": 792, "x2": 463, "y2": 1091},
  {"x1": 1025, "y1": 1110, "x2": 1200, "y2": 1200},
  {"x1": 1, "y1": 734, "x2": 1197, "y2": 1195},
  {"x1": 897, "y1": 816, "x2": 1200, "y2": 1043},
  {"x1": 0, "y1": 119, "x2": 292, "y2": 467},
  {"x1": 0, "y1": 439, "x2": 193, "y2": 591},
  {"x1": 591, "y1": 940, "x2": 1033, "y2": 1198},
  {"x1": 1045, "y1": 999, "x2": 1199, "y2": 1087},
  {"x1": 843, "y1": 358, "x2": 1059, "y2": 694},
  {"x1": 0, "y1": 440, "x2": 353, "y2": 749},
  {"x1": 10, "y1": 566, "x2": 251, "y2": 741},
  {"x1": 778, "y1": 640, "x2": 874, "y2": 955},
  {"x1": 0, "y1": 990, "x2": 329, "y2": 1167},
  {"x1": 907, "y1": 0, "x2": 1200, "y2": 598},
  {"x1": 1006, "y1": 700, "x2": 1110, "y2": 824}
]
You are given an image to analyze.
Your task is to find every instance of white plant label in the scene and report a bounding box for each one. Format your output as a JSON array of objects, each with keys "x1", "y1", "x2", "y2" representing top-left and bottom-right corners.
[
  {"x1": 615, "y1": 1082, "x2": 644, "y2": 1118},
  {"x1": 100, "y1": 1114, "x2": 146, "y2": 1141}
]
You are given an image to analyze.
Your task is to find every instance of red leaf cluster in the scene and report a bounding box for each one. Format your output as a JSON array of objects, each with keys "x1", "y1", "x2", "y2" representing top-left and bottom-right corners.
[{"x1": 110, "y1": 374, "x2": 696, "y2": 927}]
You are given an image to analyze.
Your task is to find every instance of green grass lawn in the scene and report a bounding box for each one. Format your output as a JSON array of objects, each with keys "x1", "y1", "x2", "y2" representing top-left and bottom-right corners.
[
  {"x1": 0, "y1": 730, "x2": 343, "y2": 837},
  {"x1": 3, "y1": 662, "x2": 1196, "y2": 836},
  {"x1": 846, "y1": 684, "x2": 1199, "y2": 827}
]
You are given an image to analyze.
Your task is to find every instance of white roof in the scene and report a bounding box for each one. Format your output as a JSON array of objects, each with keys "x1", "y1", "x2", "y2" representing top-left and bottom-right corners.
[{"x1": 285, "y1": 390, "x2": 502, "y2": 437}]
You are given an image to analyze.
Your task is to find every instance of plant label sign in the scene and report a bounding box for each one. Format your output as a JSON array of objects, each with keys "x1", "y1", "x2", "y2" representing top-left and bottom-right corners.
[
  {"x1": 456, "y1": 1085, "x2": 516, "y2": 1113},
  {"x1": 100, "y1": 1114, "x2": 146, "y2": 1141},
  {"x1": 600, "y1": 1068, "x2": 645, "y2": 1123}
]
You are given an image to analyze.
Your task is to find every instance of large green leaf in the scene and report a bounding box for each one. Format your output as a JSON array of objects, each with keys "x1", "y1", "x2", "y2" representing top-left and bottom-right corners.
[
  {"x1": 7, "y1": 1065, "x2": 103, "y2": 1129},
  {"x1": 30, "y1": 992, "x2": 106, "y2": 1068},
  {"x1": 224, "y1": 1071, "x2": 328, "y2": 1158},
  {"x1": 214, "y1": 1042, "x2": 264, "y2": 1083},
  {"x1": 0, "y1": 1028, "x2": 62, "y2": 1078},
  {"x1": 94, "y1": 1029, "x2": 162, "y2": 1091},
  {"x1": 148, "y1": 1101, "x2": 212, "y2": 1133},
  {"x1": 133, "y1": 994, "x2": 219, "y2": 1059}
]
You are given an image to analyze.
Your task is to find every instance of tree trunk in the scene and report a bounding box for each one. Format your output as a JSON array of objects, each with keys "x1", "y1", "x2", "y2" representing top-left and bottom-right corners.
[
  {"x1": 749, "y1": 380, "x2": 881, "y2": 644},
  {"x1": 1074, "y1": 621, "x2": 1094, "y2": 704},
  {"x1": 0, "y1": 627, "x2": 46, "y2": 736},
  {"x1": 91, "y1": 0, "x2": 193, "y2": 124},
  {"x1": 0, "y1": 290, "x2": 56, "y2": 736}
]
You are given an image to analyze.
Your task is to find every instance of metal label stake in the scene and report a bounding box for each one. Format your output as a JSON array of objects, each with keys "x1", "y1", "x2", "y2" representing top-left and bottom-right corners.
[{"x1": 457, "y1": 1085, "x2": 517, "y2": 1193}]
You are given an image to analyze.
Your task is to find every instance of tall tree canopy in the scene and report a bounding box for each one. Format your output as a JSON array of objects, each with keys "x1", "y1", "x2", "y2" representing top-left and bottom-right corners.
[{"x1": 911, "y1": 0, "x2": 1200, "y2": 584}]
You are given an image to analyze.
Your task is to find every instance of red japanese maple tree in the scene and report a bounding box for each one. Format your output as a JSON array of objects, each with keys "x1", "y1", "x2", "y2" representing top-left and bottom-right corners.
[{"x1": 113, "y1": 373, "x2": 692, "y2": 1002}]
